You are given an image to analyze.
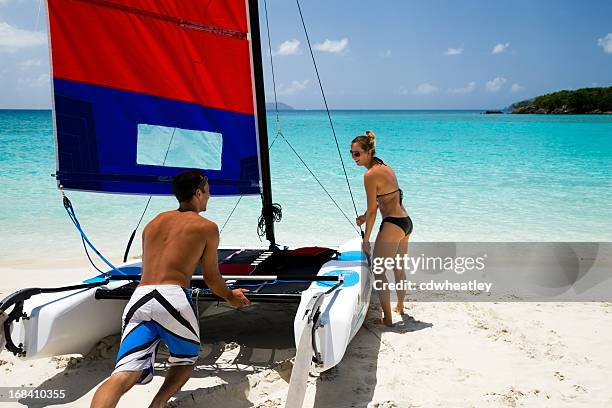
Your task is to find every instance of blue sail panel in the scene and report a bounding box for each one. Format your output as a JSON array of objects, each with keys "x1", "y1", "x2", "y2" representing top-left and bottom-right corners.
[{"x1": 53, "y1": 79, "x2": 261, "y2": 196}]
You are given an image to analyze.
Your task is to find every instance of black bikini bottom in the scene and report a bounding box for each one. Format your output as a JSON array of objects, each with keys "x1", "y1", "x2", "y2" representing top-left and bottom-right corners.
[{"x1": 380, "y1": 215, "x2": 413, "y2": 236}]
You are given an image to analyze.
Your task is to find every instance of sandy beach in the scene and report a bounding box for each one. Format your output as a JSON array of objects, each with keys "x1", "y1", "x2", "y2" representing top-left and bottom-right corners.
[
  {"x1": 1, "y1": 0, "x2": 611, "y2": 404},
  {"x1": 2, "y1": 265, "x2": 612, "y2": 408}
]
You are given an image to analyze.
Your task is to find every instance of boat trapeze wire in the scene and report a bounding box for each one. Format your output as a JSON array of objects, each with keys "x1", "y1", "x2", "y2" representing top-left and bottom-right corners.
[
  {"x1": 294, "y1": 0, "x2": 364, "y2": 238},
  {"x1": 242, "y1": 0, "x2": 361, "y2": 236}
]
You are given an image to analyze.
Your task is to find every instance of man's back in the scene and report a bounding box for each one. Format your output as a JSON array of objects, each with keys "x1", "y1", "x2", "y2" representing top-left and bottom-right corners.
[
  {"x1": 91, "y1": 170, "x2": 250, "y2": 408},
  {"x1": 139, "y1": 210, "x2": 211, "y2": 287}
]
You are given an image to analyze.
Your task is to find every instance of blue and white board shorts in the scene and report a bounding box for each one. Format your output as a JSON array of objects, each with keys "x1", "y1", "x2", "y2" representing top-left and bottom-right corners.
[{"x1": 112, "y1": 285, "x2": 200, "y2": 384}]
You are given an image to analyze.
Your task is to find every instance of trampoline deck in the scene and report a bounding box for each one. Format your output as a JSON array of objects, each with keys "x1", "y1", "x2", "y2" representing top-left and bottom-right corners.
[{"x1": 96, "y1": 247, "x2": 338, "y2": 303}]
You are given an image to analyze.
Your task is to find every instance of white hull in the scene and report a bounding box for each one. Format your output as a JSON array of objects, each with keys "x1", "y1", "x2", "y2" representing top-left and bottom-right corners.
[
  {"x1": 7, "y1": 278, "x2": 131, "y2": 360},
  {"x1": 293, "y1": 238, "x2": 371, "y2": 372},
  {"x1": 3, "y1": 240, "x2": 371, "y2": 369}
]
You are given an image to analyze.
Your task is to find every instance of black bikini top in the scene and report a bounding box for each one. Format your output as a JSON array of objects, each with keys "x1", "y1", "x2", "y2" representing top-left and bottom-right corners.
[{"x1": 376, "y1": 188, "x2": 403, "y2": 205}]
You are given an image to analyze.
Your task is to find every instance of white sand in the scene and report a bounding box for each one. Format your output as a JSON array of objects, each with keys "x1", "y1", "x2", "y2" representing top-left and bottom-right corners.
[{"x1": 1, "y1": 267, "x2": 612, "y2": 407}]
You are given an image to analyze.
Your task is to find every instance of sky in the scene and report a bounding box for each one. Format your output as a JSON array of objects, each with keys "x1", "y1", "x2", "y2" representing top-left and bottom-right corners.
[{"x1": 0, "y1": 0, "x2": 611, "y2": 109}]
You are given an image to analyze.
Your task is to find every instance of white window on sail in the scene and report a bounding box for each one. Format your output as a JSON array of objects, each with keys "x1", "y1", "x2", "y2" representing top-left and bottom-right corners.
[{"x1": 136, "y1": 124, "x2": 222, "y2": 170}]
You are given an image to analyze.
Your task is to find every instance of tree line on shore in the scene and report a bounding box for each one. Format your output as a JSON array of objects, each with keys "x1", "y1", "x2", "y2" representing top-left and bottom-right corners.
[{"x1": 511, "y1": 87, "x2": 612, "y2": 114}]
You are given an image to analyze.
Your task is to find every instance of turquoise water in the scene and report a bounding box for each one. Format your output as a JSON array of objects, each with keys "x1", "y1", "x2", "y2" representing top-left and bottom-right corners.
[{"x1": 1, "y1": 110, "x2": 611, "y2": 268}]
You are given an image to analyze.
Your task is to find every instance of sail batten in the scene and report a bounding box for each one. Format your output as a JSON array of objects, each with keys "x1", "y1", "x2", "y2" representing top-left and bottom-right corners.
[{"x1": 49, "y1": 0, "x2": 262, "y2": 196}]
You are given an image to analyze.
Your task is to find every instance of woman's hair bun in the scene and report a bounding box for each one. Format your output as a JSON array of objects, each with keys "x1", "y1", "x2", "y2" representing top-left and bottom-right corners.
[{"x1": 365, "y1": 130, "x2": 375, "y2": 149}]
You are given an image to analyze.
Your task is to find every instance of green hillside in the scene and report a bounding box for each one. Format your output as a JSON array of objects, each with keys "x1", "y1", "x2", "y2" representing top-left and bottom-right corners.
[{"x1": 511, "y1": 87, "x2": 612, "y2": 114}]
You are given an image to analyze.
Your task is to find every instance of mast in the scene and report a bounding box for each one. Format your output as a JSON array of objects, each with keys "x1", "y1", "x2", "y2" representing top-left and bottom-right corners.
[{"x1": 248, "y1": 0, "x2": 276, "y2": 248}]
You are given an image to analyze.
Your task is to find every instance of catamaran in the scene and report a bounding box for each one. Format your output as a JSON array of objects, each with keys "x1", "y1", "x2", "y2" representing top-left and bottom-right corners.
[{"x1": 0, "y1": 0, "x2": 371, "y2": 404}]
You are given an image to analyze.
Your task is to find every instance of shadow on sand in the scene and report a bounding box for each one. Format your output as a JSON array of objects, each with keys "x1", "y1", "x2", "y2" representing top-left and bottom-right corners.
[
  {"x1": 19, "y1": 300, "x2": 432, "y2": 408},
  {"x1": 19, "y1": 302, "x2": 298, "y2": 408},
  {"x1": 311, "y1": 303, "x2": 432, "y2": 408}
]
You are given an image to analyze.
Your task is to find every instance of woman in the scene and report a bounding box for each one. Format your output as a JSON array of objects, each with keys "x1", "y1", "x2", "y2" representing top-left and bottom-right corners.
[{"x1": 352, "y1": 130, "x2": 413, "y2": 326}]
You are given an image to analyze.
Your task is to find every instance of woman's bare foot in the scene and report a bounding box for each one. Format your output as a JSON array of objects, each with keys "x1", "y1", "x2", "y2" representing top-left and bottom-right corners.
[
  {"x1": 379, "y1": 316, "x2": 394, "y2": 327},
  {"x1": 394, "y1": 303, "x2": 405, "y2": 315}
]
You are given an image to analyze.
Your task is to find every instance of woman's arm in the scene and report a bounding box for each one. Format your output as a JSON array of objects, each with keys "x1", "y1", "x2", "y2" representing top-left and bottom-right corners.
[{"x1": 362, "y1": 172, "x2": 378, "y2": 242}]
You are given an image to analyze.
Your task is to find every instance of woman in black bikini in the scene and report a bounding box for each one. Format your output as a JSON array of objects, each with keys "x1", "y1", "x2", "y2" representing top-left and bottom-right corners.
[{"x1": 352, "y1": 130, "x2": 412, "y2": 326}]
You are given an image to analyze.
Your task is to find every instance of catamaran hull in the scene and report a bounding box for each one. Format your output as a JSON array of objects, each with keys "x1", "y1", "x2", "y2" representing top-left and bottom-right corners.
[
  {"x1": 293, "y1": 238, "x2": 371, "y2": 372},
  {"x1": 9, "y1": 282, "x2": 128, "y2": 359},
  {"x1": 2, "y1": 241, "x2": 369, "y2": 366}
]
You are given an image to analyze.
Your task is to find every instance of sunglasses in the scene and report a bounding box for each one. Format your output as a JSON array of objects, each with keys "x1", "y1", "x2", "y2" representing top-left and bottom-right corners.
[{"x1": 350, "y1": 150, "x2": 362, "y2": 158}]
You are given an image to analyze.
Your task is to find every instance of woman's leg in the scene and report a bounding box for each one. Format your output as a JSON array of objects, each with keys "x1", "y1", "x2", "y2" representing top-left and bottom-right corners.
[
  {"x1": 393, "y1": 235, "x2": 409, "y2": 314},
  {"x1": 373, "y1": 222, "x2": 405, "y2": 326}
]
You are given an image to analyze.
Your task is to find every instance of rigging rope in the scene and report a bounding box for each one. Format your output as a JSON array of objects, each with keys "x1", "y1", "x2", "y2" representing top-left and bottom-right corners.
[
  {"x1": 219, "y1": 195, "x2": 242, "y2": 233},
  {"x1": 263, "y1": 0, "x2": 283, "y2": 136},
  {"x1": 232, "y1": 0, "x2": 359, "y2": 237},
  {"x1": 122, "y1": 128, "x2": 178, "y2": 262},
  {"x1": 80, "y1": 234, "x2": 104, "y2": 274},
  {"x1": 294, "y1": 0, "x2": 363, "y2": 238},
  {"x1": 274, "y1": 132, "x2": 359, "y2": 233},
  {"x1": 63, "y1": 192, "x2": 125, "y2": 277},
  {"x1": 257, "y1": 202, "x2": 282, "y2": 239}
]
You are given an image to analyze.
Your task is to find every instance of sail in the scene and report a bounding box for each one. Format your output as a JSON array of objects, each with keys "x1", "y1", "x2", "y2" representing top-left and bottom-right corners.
[{"x1": 48, "y1": 0, "x2": 263, "y2": 195}]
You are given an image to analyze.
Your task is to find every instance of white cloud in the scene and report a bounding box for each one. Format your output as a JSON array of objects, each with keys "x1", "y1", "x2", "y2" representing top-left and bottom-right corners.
[
  {"x1": 597, "y1": 33, "x2": 612, "y2": 54},
  {"x1": 277, "y1": 79, "x2": 309, "y2": 96},
  {"x1": 485, "y1": 77, "x2": 507, "y2": 92},
  {"x1": 492, "y1": 42, "x2": 510, "y2": 55},
  {"x1": 19, "y1": 58, "x2": 41, "y2": 70},
  {"x1": 18, "y1": 73, "x2": 50, "y2": 88},
  {"x1": 412, "y1": 82, "x2": 438, "y2": 95},
  {"x1": 444, "y1": 47, "x2": 463, "y2": 56},
  {"x1": 511, "y1": 83, "x2": 525, "y2": 92},
  {"x1": 0, "y1": 22, "x2": 46, "y2": 51},
  {"x1": 448, "y1": 81, "x2": 476, "y2": 94},
  {"x1": 313, "y1": 38, "x2": 348, "y2": 54},
  {"x1": 272, "y1": 39, "x2": 301, "y2": 57},
  {"x1": 397, "y1": 86, "x2": 410, "y2": 95},
  {"x1": 380, "y1": 49, "x2": 391, "y2": 58}
]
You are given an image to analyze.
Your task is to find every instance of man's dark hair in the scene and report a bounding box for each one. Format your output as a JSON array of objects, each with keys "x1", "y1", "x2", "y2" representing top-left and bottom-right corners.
[{"x1": 172, "y1": 170, "x2": 207, "y2": 202}]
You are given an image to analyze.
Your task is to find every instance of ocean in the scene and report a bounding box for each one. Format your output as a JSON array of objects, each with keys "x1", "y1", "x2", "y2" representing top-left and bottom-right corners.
[{"x1": 1, "y1": 109, "x2": 611, "y2": 268}]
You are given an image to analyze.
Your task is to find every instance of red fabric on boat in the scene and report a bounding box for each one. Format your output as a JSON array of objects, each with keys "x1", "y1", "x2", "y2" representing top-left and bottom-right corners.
[
  {"x1": 219, "y1": 264, "x2": 256, "y2": 276},
  {"x1": 289, "y1": 247, "x2": 333, "y2": 257}
]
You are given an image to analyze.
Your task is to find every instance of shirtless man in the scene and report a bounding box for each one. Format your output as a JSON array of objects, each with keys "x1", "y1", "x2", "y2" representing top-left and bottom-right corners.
[{"x1": 91, "y1": 170, "x2": 250, "y2": 408}]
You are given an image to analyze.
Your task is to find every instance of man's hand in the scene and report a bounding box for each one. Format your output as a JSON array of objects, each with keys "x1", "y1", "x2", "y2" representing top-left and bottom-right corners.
[{"x1": 226, "y1": 288, "x2": 251, "y2": 309}]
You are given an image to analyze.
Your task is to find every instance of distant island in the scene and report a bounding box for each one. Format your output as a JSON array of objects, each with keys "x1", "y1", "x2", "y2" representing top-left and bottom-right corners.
[
  {"x1": 511, "y1": 87, "x2": 612, "y2": 114},
  {"x1": 265, "y1": 102, "x2": 294, "y2": 111}
]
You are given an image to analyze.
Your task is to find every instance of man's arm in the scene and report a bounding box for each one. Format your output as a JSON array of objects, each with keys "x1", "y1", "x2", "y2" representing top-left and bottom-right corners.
[{"x1": 200, "y1": 222, "x2": 250, "y2": 308}]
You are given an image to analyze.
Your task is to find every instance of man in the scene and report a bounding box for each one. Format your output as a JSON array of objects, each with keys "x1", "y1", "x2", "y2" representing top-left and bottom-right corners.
[{"x1": 91, "y1": 170, "x2": 250, "y2": 408}]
